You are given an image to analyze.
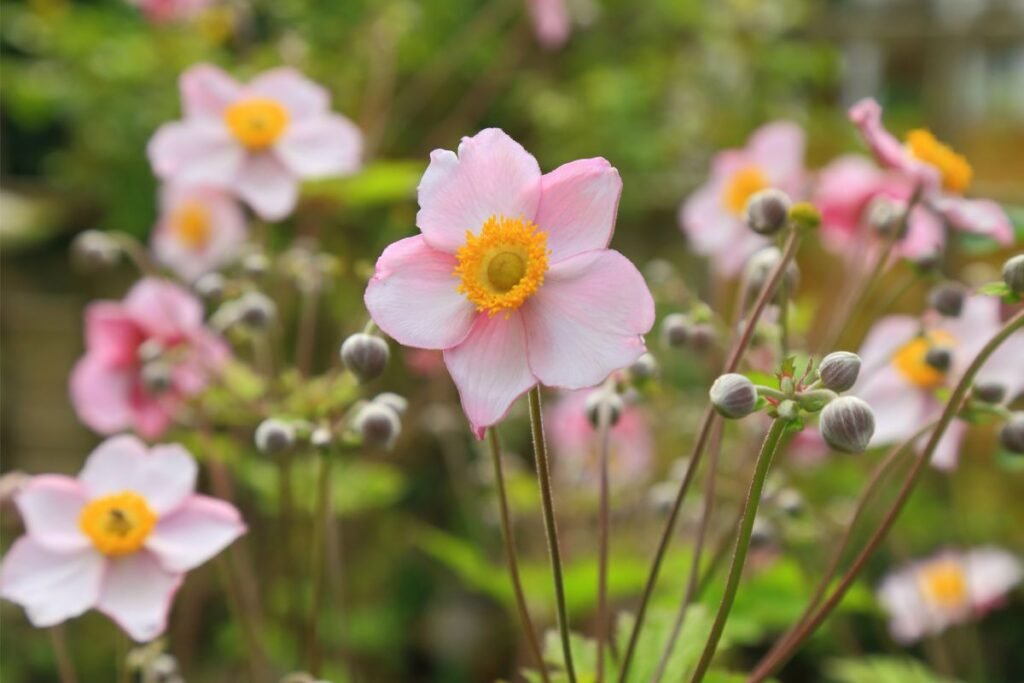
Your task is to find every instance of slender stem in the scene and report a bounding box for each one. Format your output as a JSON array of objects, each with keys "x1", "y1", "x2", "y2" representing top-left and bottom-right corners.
[
  {"x1": 215, "y1": 555, "x2": 265, "y2": 683},
  {"x1": 307, "y1": 451, "x2": 334, "y2": 676},
  {"x1": 618, "y1": 230, "x2": 801, "y2": 683},
  {"x1": 596, "y1": 392, "x2": 614, "y2": 683},
  {"x1": 748, "y1": 309, "x2": 1024, "y2": 682},
  {"x1": 688, "y1": 419, "x2": 787, "y2": 683},
  {"x1": 528, "y1": 387, "x2": 577, "y2": 683},
  {"x1": 109, "y1": 232, "x2": 159, "y2": 276},
  {"x1": 49, "y1": 626, "x2": 78, "y2": 683},
  {"x1": 115, "y1": 630, "x2": 128, "y2": 683},
  {"x1": 296, "y1": 285, "x2": 321, "y2": 376},
  {"x1": 487, "y1": 428, "x2": 551, "y2": 683}
]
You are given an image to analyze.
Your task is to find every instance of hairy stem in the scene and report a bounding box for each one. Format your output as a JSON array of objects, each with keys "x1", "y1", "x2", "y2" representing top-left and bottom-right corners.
[{"x1": 307, "y1": 452, "x2": 334, "y2": 676}]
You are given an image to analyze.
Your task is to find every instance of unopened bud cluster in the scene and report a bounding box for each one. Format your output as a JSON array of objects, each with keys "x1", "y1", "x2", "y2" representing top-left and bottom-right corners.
[
  {"x1": 585, "y1": 388, "x2": 624, "y2": 428},
  {"x1": 354, "y1": 393, "x2": 405, "y2": 450},
  {"x1": 745, "y1": 189, "x2": 791, "y2": 236},
  {"x1": 341, "y1": 332, "x2": 390, "y2": 383}
]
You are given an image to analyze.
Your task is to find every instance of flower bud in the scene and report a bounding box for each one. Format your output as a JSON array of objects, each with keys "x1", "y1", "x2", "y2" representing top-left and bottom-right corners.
[
  {"x1": 661, "y1": 313, "x2": 691, "y2": 348},
  {"x1": 928, "y1": 282, "x2": 966, "y2": 317},
  {"x1": 310, "y1": 426, "x2": 333, "y2": 450},
  {"x1": 71, "y1": 230, "x2": 120, "y2": 270},
  {"x1": 374, "y1": 392, "x2": 408, "y2": 417},
  {"x1": 630, "y1": 352, "x2": 658, "y2": 379},
  {"x1": 744, "y1": 246, "x2": 799, "y2": 298},
  {"x1": 355, "y1": 402, "x2": 401, "y2": 450},
  {"x1": 688, "y1": 323, "x2": 717, "y2": 352},
  {"x1": 776, "y1": 488, "x2": 803, "y2": 516},
  {"x1": 820, "y1": 396, "x2": 875, "y2": 453},
  {"x1": 194, "y1": 272, "x2": 226, "y2": 300},
  {"x1": 709, "y1": 373, "x2": 757, "y2": 419},
  {"x1": 867, "y1": 197, "x2": 907, "y2": 238},
  {"x1": 137, "y1": 338, "x2": 165, "y2": 364},
  {"x1": 973, "y1": 382, "x2": 1006, "y2": 404},
  {"x1": 255, "y1": 418, "x2": 295, "y2": 455},
  {"x1": 999, "y1": 412, "x2": 1024, "y2": 454},
  {"x1": 750, "y1": 516, "x2": 777, "y2": 548},
  {"x1": 817, "y1": 351, "x2": 861, "y2": 392},
  {"x1": 242, "y1": 252, "x2": 269, "y2": 278},
  {"x1": 237, "y1": 291, "x2": 276, "y2": 330},
  {"x1": 585, "y1": 389, "x2": 623, "y2": 428},
  {"x1": 140, "y1": 360, "x2": 173, "y2": 395},
  {"x1": 788, "y1": 202, "x2": 821, "y2": 232},
  {"x1": 1002, "y1": 254, "x2": 1024, "y2": 295},
  {"x1": 745, "y1": 189, "x2": 792, "y2": 236},
  {"x1": 340, "y1": 333, "x2": 390, "y2": 383},
  {"x1": 924, "y1": 346, "x2": 952, "y2": 372}
]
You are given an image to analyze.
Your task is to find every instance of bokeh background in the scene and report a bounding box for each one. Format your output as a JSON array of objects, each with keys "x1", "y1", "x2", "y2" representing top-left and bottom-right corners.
[{"x1": 2, "y1": 0, "x2": 1023, "y2": 681}]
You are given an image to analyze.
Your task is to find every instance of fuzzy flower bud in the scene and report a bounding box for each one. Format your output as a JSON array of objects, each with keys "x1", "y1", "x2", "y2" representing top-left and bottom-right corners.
[
  {"x1": 745, "y1": 189, "x2": 792, "y2": 236},
  {"x1": 709, "y1": 373, "x2": 758, "y2": 419},
  {"x1": 928, "y1": 282, "x2": 966, "y2": 317},
  {"x1": 355, "y1": 402, "x2": 401, "y2": 450},
  {"x1": 973, "y1": 382, "x2": 1006, "y2": 404},
  {"x1": 820, "y1": 396, "x2": 875, "y2": 453},
  {"x1": 373, "y1": 392, "x2": 408, "y2": 417},
  {"x1": 310, "y1": 427, "x2": 333, "y2": 450},
  {"x1": 1002, "y1": 254, "x2": 1024, "y2": 295},
  {"x1": 817, "y1": 351, "x2": 861, "y2": 392},
  {"x1": 194, "y1": 272, "x2": 226, "y2": 300},
  {"x1": 999, "y1": 413, "x2": 1024, "y2": 454},
  {"x1": 71, "y1": 230, "x2": 120, "y2": 270},
  {"x1": 688, "y1": 323, "x2": 717, "y2": 352},
  {"x1": 924, "y1": 346, "x2": 952, "y2": 372},
  {"x1": 255, "y1": 419, "x2": 295, "y2": 455},
  {"x1": 140, "y1": 361, "x2": 173, "y2": 395},
  {"x1": 630, "y1": 352, "x2": 658, "y2": 379},
  {"x1": 585, "y1": 389, "x2": 624, "y2": 428},
  {"x1": 237, "y1": 291, "x2": 276, "y2": 330},
  {"x1": 340, "y1": 333, "x2": 390, "y2": 383},
  {"x1": 242, "y1": 252, "x2": 270, "y2": 278},
  {"x1": 867, "y1": 197, "x2": 907, "y2": 238},
  {"x1": 661, "y1": 313, "x2": 691, "y2": 348},
  {"x1": 788, "y1": 202, "x2": 821, "y2": 232},
  {"x1": 744, "y1": 246, "x2": 799, "y2": 297}
]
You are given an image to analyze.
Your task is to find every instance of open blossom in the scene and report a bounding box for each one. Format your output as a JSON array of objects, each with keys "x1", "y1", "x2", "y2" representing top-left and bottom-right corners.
[
  {"x1": 680, "y1": 121, "x2": 805, "y2": 276},
  {"x1": 128, "y1": 0, "x2": 215, "y2": 23},
  {"x1": 547, "y1": 390, "x2": 653, "y2": 487},
  {"x1": 852, "y1": 295, "x2": 1024, "y2": 469},
  {"x1": 152, "y1": 185, "x2": 246, "y2": 282},
  {"x1": 365, "y1": 128, "x2": 654, "y2": 437},
  {"x1": 848, "y1": 98, "x2": 1012, "y2": 246},
  {"x1": 0, "y1": 436, "x2": 245, "y2": 641},
  {"x1": 526, "y1": 0, "x2": 571, "y2": 49},
  {"x1": 148, "y1": 64, "x2": 362, "y2": 221},
  {"x1": 877, "y1": 547, "x2": 1022, "y2": 643},
  {"x1": 70, "y1": 278, "x2": 229, "y2": 439}
]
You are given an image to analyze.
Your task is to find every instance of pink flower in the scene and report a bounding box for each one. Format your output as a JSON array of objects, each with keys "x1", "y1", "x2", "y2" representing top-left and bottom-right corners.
[
  {"x1": 148, "y1": 64, "x2": 363, "y2": 221},
  {"x1": 546, "y1": 390, "x2": 653, "y2": 487},
  {"x1": 128, "y1": 0, "x2": 215, "y2": 23},
  {"x1": 526, "y1": 0, "x2": 571, "y2": 49},
  {"x1": 364, "y1": 129, "x2": 655, "y2": 438},
  {"x1": 852, "y1": 295, "x2": 1023, "y2": 469},
  {"x1": 877, "y1": 547, "x2": 1022, "y2": 643},
  {"x1": 0, "y1": 435, "x2": 245, "y2": 641},
  {"x1": 679, "y1": 121, "x2": 805, "y2": 276},
  {"x1": 70, "y1": 278, "x2": 229, "y2": 439},
  {"x1": 848, "y1": 98, "x2": 1013, "y2": 246},
  {"x1": 152, "y1": 185, "x2": 246, "y2": 282}
]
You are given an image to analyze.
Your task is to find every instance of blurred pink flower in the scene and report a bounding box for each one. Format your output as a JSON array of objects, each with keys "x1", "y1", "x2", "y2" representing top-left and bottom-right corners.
[
  {"x1": 679, "y1": 121, "x2": 806, "y2": 276},
  {"x1": 129, "y1": 0, "x2": 214, "y2": 23},
  {"x1": 152, "y1": 185, "x2": 246, "y2": 282},
  {"x1": 852, "y1": 295, "x2": 1024, "y2": 469},
  {"x1": 404, "y1": 348, "x2": 446, "y2": 378},
  {"x1": 70, "y1": 278, "x2": 229, "y2": 439},
  {"x1": 547, "y1": 390, "x2": 653, "y2": 487},
  {"x1": 148, "y1": 64, "x2": 362, "y2": 221},
  {"x1": 877, "y1": 547, "x2": 1022, "y2": 643},
  {"x1": 365, "y1": 128, "x2": 654, "y2": 438},
  {"x1": 526, "y1": 0, "x2": 571, "y2": 49},
  {"x1": 0, "y1": 435, "x2": 245, "y2": 642},
  {"x1": 848, "y1": 98, "x2": 1013, "y2": 246}
]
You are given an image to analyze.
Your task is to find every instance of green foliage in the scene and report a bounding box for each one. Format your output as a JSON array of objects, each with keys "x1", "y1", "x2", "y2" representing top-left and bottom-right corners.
[{"x1": 826, "y1": 656, "x2": 959, "y2": 683}]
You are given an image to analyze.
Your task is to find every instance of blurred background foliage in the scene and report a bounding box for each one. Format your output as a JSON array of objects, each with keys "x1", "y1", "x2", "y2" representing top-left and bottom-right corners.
[{"x1": 2, "y1": 0, "x2": 1023, "y2": 681}]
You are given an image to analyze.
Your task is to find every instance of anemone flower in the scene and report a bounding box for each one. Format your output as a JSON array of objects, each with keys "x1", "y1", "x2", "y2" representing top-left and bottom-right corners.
[{"x1": 152, "y1": 185, "x2": 246, "y2": 282}]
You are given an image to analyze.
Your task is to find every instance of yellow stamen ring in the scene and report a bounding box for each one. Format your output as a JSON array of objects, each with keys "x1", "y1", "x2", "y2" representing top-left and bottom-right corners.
[
  {"x1": 224, "y1": 97, "x2": 290, "y2": 150},
  {"x1": 171, "y1": 200, "x2": 213, "y2": 250},
  {"x1": 79, "y1": 491, "x2": 157, "y2": 556},
  {"x1": 891, "y1": 329, "x2": 957, "y2": 389},
  {"x1": 905, "y1": 129, "x2": 973, "y2": 194},
  {"x1": 918, "y1": 559, "x2": 968, "y2": 609},
  {"x1": 721, "y1": 165, "x2": 770, "y2": 215}
]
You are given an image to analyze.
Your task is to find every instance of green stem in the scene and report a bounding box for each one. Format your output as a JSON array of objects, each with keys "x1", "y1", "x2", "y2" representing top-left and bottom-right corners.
[
  {"x1": 487, "y1": 429, "x2": 551, "y2": 683},
  {"x1": 50, "y1": 626, "x2": 78, "y2": 683},
  {"x1": 688, "y1": 418, "x2": 787, "y2": 683},
  {"x1": 596, "y1": 390, "x2": 614, "y2": 683},
  {"x1": 748, "y1": 308, "x2": 1024, "y2": 682},
  {"x1": 115, "y1": 630, "x2": 128, "y2": 683},
  {"x1": 528, "y1": 387, "x2": 577, "y2": 683},
  {"x1": 296, "y1": 285, "x2": 321, "y2": 377},
  {"x1": 307, "y1": 452, "x2": 334, "y2": 676}
]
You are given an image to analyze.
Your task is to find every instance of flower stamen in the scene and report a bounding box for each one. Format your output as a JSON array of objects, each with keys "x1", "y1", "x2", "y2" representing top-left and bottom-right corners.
[
  {"x1": 224, "y1": 97, "x2": 290, "y2": 150},
  {"x1": 905, "y1": 129, "x2": 973, "y2": 194},
  {"x1": 79, "y1": 491, "x2": 157, "y2": 556},
  {"x1": 721, "y1": 165, "x2": 770, "y2": 215},
  {"x1": 891, "y1": 330, "x2": 957, "y2": 389},
  {"x1": 172, "y1": 200, "x2": 212, "y2": 250},
  {"x1": 918, "y1": 559, "x2": 968, "y2": 609}
]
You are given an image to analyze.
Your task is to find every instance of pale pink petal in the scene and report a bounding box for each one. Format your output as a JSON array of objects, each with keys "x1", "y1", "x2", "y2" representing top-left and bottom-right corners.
[
  {"x1": 416, "y1": 128, "x2": 542, "y2": 254},
  {"x1": 147, "y1": 120, "x2": 244, "y2": 186},
  {"x1": 146, "y1": 495, "x2": 245, "y2": 572},
  {"x1": 234, "y1": 153, "x2": 298, "y2": 221},
  {"x1": 69, "y1": 357, "x2": 134, "y2": 434},
  {"x1": 131, "y1": 395, "x2": 176, "y2": 440},
  {"x1": 877, "y1": 568, "x2": 931, "y2": 643},
  {"x1": 97, "y1": 551, "x2": 183, "y2": 642},
  {"x1": 522, "y1": 250, "x2": 654, "y2": 389},
  {"x1": 364, "y1": 236, "x2": 476, "y2": 350},
  {"x1": 928, "y1": 419, "x2": 966, "y2": 471},
  {"x1": 535, "y1": 158, "x2": 621, "y2": 263},
  {"x1": 275, "y1": 114, "x2": 363, "y2": 178},
  {"x1": 79, "y1": 437, "x2": 197, "y2": 514},
  {"x1": 941, "y1": 295, "x2": 1004, "y2": 379},
  {"x1": 0, "y1": 538, "x2": 104, "y2": 628},
  {"x1": 526, "y1": 0, "x2": 571, "y2": 49},
  {"x1": 124, "y1": 278, "x2": 204, "y2": 341},
  {"x1": 83, "y1": 303, "x2": 144, "y2": 367},
  {"x1": 15, "y1": 476, "x2": 90, "y2": 552},
  {"x1": 856, "y1": 315, "x2": 921, "y2": 376},
  {"x1": 152, "y1": 188, "x2": 247, "y2": 282},
  {"x1": 748, "y1": 121, "x2": 805, "y2": 190},
  {"x1": 856, "y1": 365, "x2": 933, "y2": 446},
  {"x1": 443, "y1": 312, "x2": 536, "y2": 438},
  {"x1": 932, "y1": 197, "x2": 1014, "y2": 245},
  {"x1": 246, "y1": 68, "x2": 330, "y2": 120},
  {"x1": 679, "y1": 181, "x2": 769, "y2": 276},
  {"x1": 975, "y1": 329, "x2": 1024, "y2": 403},
  {"x1": 180, "y1": 64, "x2": 243, "y2": 119},
  {"x1": 897, "y1": 203, "x2": 945, "y2": 261},
  {"x1": 848, "y1": 98, "x2": 940, "y2": 190},
  {"x1": 815, "y1": 155, "x2": 886, "y2": 251},
  {"x1": 965, "y1": 547, "x2": 1023, "y2": 608}
]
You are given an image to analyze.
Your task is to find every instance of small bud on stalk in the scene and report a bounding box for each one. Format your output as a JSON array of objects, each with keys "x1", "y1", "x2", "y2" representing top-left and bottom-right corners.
[
  {"x1": 973, "y1": 382, "x2": 1006, "y2": 404},
  {"x1": 374, "y1": 392, "x2": 408, "y2": 417},
  {"x1": 71, "y1": 230, "x2": 120, "y2": 270},
  {"x1": 745, "y1": 247, "x2": 800, "y2": 298},
  {"x1": 630, "y1": 352, "x2": 658, "y2": 379},
  {"x1": 999, "y1": 412, "x2": 1024, "y2": 454},
  {"x1": 776, "y1": 488, "x2": 803, "y2": 516},
  {"x1": 688, "y1": 323, "x2": 717, "y2": 352},
  {"x1": 745, "y1": 189, "x2": 792, "y2": 236},
  {"x1": 661, "y1": 313, "x2": 691, "y2": 348},
  {"x1": 255, "y1": 418, "x2": 296, "y2": 454},
  {"x1": 928, "y1": 282, "x2": 966, "y2": 317},
  {"x1": 355, "y1": 401, "x2": 401, "y2": 450},
  {"x1": 340, "y1": 333, "x2": 390, "y2": 383},
  {"x1": 788, "y1": 202, "x2": 821, "y2": 232},
  {"x1": 585, "y1": 389, "x2": 624, "y2": 428},
  {"x1": 924, "y1": 346, "x2": 952, "y2": 372},
  {"x1": 709, "y1": 373, "x2": 757, "y2": 419},
  {"x1": 310, "y1": 427, "x2": 333, "y2": 450},
  {"x1": 140, "y1": 361, "x2": 173, "y2": 395},
  {"x1": 820, "y1": 396, "x2": 875, "y2": 453},
  {"x1": 237, "y1": 292, "x2": 277, "y2": 330},
  {"x1": 137, "y1": 339, "x2": 165, "y2": 364},
  {"x1": 242, "y1": 252, "x2": 270, "y2": 278},
  {"x1": 817, "y1": 351, "x2": 861, "y2": 392},
  {"x1": 1002, "y1": 254, "x2": 1024, "y2": 295},
  {"x1": 867, "y1": 197, "x2": 907, "y2": 238},
  {"x1": 194, "y1": 272, "x2": 226, "y2": 300}
]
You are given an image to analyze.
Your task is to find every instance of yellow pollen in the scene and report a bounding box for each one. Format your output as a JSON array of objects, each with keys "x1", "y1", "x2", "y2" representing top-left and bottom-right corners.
[
  {"x1": 905, "y1": 129, "x2": 973, "y2": 194},
  {"x1": 918, "y1": 559, "x2": 968, "y2": 609},
  {"x1": 172, "y1": 200, "x2": 212, "y2": 250},
  {"x1": 891, "y1": 330, "x2": 957, "y2": 389},
  {"x1": 79, "y1": 491, "x2": 157, "y2": 556},
  {"x1": 224, "y1": 97, "x2": 289, "y2": 150},
  {"x1": 454, "y1": 215, "x2": 550, "y2": 316},
  {"x1": 722, "y1": 165, "x2": 770, "y2": 214}
]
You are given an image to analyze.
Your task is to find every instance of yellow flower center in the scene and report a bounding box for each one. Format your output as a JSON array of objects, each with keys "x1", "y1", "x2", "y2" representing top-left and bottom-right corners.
[
  {"x1": 224, "y1": 97, "x2": 289, "y2": 150},
  {"x1": 79, "y1": 492, "x2": 157, "y2": 556},
  {"x1": 171, "y1": 200, "x2": 212, "y2": 250},
  {"x1": 905, "y1": 129, "x2": 973, "y2": 194},
  {"x1": 721, "y1": 165, "x2": 770, "y2": 215},
  {"x1": 454, "y1": 215, "x2": 550, "y2": 316},
  {"x1": 891, "y1": 330, "x2": 956, "y2": 389},
  {"x1": 918, "y1": 559, "x2": 968, "y2": 609}
]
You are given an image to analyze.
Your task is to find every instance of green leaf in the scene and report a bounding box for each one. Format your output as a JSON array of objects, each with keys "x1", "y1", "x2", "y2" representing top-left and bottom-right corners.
[
  {"x1": 826, "y1": 656, "x2": 959, "y2": 683},
  {"x1": 302, "y1": 160, "x2": 423, "y2": 207}
]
